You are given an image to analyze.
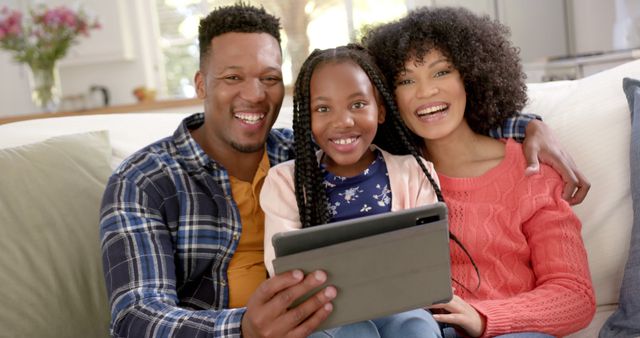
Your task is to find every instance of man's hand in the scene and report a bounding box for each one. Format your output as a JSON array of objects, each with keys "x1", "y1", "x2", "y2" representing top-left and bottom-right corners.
[
  {"x1": 430, "y1": 295, "x2": 485, "y2": 337},
  {"x1": 523, "y1": 119, "x2": 591, "y2": 205},
  {"x1": 242, "y1": 270, "x2": 336, "y2": 338}
]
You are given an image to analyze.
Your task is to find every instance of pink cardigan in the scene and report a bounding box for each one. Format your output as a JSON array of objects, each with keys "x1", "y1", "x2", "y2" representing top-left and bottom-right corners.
[
  {"x1": 260, "y1": 146, "x2": 439, "y2": 276},
  {"x1": 441, "y1": 139, "x2": 595, "y2": 337}
]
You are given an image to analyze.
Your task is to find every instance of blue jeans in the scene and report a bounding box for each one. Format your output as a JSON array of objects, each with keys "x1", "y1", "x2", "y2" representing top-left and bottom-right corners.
[
  {"x1": 493, "y1": 334, "x2": 555, "y2": 338},
  {"x1": 309, "y1": 309, "x2": 441, "y2": 338},
  {"x1": 441, "y1": 325, "x2": 554, "y2": 338}
]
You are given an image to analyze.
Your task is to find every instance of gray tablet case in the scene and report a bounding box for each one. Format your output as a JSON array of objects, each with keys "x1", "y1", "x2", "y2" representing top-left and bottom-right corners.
[{"x1": 271, "y1": 202, "x2": 452, "y2": 331}]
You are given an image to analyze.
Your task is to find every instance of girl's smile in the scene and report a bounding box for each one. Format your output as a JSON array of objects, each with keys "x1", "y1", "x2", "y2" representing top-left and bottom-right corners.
[{"x1": 310, "y1": 60, "x2": 385, "y2": 177}]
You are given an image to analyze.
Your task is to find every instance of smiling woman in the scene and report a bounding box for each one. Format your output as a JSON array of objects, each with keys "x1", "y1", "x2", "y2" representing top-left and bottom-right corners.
[
  {"x1": 393, "y1": 50, "x2": 469, "y2": 144},
  {"x1": 364, "y1": 7, "x2": 596, "y2": 337}
]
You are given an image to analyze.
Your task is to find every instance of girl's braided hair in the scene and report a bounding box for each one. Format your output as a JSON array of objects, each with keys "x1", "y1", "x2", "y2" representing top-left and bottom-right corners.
[{"x1": 292, "y1": 43, "x2": 443, "y2": 228}]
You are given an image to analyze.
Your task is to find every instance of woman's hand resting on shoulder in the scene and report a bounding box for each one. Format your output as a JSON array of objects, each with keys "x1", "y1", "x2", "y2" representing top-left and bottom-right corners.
[{"x1": 430, "y1": 294, "x2": 486, "y2": 338}]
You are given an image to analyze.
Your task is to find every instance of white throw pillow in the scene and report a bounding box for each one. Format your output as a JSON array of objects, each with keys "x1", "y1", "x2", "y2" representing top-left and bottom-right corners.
[
  {"x1": 526, "y1": 59, "x2": 640, "y2": 307},
  {"x1": 0, "y1": 113, "x2": 187, "y2": 168}
]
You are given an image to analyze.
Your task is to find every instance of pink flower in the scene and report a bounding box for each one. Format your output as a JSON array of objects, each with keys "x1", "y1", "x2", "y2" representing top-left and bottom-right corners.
[
  {"x1": 63, "y1": 13, "x2": 76, "y2": 29},
  {"x1": 0, "y1": 10, "x2": 22, "y2": 37},
  {"x1": 9, "y1": 12, "x2": 21, "y2": 25},
  {"x1": 0, "y1": 4, "x2": 99, "y2": 66},
  {"x1": 77, "y1": 21, "x2": 88, "y2": 36},
  {"x1": 43, "y1": 9, "x2": 59, "y2": 27}
]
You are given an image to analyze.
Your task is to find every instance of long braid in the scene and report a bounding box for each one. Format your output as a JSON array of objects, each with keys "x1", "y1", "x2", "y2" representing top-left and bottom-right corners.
[{"x1": 293, "y1": 49, "x2": 331, "y2": 228}]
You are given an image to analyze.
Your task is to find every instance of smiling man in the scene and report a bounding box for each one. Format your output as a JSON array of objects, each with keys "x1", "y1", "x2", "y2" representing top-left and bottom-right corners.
[{"x1": 100, "y1": 4, "x2": 335, "y2": 338}]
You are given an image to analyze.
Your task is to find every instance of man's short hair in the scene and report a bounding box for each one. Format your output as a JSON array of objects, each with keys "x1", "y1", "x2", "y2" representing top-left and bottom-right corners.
[{"x1": 198, "y1": 3, "x2": 282, "y2": 68}]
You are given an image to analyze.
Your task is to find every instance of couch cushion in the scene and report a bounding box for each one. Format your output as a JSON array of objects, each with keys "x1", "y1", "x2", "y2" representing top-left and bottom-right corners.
[
  {"x1": 526, "y1": 60, "x2": 640, "y2": 309},
  {"x1": 0, "y1": 131, "x2": 112, "y2": 337},
  {"x1": 0, "y1": 113, "x2": 188, "y2": 168},
  {"x1": 0, "y1": 109, "x2": 294, "y2": 169}
]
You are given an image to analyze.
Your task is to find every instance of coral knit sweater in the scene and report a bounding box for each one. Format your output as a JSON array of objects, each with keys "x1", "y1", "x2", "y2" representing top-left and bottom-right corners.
[{"x1": 439, "y1": 139, "x2": 595, "y2": 337}]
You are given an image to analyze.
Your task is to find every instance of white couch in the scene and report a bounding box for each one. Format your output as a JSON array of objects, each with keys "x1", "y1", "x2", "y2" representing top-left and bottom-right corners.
[{"x1": 0, "y1": 59, "x2": 638, "y2": 337}]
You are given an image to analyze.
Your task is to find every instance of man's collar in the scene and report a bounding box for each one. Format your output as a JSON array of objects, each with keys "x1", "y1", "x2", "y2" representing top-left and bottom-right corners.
[
  {"x1": 172, "y1": 113, "x2": 215, "y2": 173},
  {"x1": 173, "y1": 112, "x2": 294, "y2": 174}
]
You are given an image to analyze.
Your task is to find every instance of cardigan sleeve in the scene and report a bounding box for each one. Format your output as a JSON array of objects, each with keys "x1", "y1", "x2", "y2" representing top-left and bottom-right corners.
[
  {"x1": 378, "y1": 148, "x2": 440, "y2": 210},
  {"x1": 260, "y1": 161, "x2": 303, "y2": 277},
  {"x1": 469, "y1": 165, "x2": 596, "y2": 337}
]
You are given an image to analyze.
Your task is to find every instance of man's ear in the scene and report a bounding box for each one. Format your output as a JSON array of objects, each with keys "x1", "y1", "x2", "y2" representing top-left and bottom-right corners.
[{"x1": 195, "y1": 70, "x2": 206, "y2": 99}]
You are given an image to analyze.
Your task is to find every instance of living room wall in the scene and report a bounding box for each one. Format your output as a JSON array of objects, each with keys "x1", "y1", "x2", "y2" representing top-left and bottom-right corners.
[{"x1": 0, "y1": 0, "x2": 161, "y2": 117}]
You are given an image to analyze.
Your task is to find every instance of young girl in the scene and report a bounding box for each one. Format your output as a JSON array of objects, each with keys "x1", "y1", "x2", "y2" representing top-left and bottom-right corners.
[
  {"x1": 363, "y1": 7, "x2": 596, "y2": 338},
  {"x1": 260, "y1": 44, "x2": 443, "y2": 338}
]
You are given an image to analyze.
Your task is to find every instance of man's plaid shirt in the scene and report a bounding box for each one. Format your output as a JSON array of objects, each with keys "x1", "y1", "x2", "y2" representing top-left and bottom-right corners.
[
  {"x1": 100, "y1": 113, "x2": 294, "y2": 337},
  {"x1": 99, "y1": 112, "x2": 535, "y2": 337}
]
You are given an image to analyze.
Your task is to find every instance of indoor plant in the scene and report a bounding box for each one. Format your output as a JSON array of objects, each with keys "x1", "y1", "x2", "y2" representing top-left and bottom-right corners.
[{"x1": 0, "y1": 4, "x2": 99, "y2": 112}]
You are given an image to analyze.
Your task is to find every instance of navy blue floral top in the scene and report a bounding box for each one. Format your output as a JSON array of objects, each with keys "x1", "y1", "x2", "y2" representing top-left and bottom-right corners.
[{"x1": 322, "y1": 150, "x2": 392, "y2": 222}]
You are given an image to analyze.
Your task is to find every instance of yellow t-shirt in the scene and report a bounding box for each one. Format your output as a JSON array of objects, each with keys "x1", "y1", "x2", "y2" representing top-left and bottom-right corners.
[{"x1": 226, "y1": 151, "x2": 270, "y2": 308}]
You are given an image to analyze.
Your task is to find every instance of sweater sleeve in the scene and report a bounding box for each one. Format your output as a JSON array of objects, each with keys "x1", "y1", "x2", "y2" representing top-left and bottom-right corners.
[
  {"x1": 260, "y1": 161, "x2": 303, "y2": 277},
  {"x1": 469, "y1": 166, "x2": 596, "y2": 337}
]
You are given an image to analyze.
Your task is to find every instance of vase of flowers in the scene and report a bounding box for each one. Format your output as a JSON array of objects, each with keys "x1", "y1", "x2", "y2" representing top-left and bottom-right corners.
[
  {"x1": 0, "y1": 5, "x2": 99, "y2": 112},
  {"x1": 27, "y1": 61, "x2": 61, "y2": 112}
]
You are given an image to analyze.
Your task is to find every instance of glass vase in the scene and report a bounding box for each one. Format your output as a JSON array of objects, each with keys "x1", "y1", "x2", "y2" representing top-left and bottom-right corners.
[{"x1": 27, "y1": 63, "x2": 61, "y2": 113}]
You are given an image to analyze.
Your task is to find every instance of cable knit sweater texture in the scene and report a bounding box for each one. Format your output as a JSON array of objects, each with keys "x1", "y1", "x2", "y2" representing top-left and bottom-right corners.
[{"x1": 440, "y1": 139, "x2": 595, "y2": 337}]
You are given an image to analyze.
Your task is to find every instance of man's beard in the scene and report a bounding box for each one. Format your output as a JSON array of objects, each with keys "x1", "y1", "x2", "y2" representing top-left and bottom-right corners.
[{"x1": 230, "y1": 139, "x2": 266, "y2": 153}]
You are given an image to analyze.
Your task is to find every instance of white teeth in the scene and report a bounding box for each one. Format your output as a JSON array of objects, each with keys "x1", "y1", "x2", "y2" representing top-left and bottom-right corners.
[
  {"x1": 417, "y1": 104, "x2": 447, "y2": 116},
  {"x1": 333, "y1": 137, "x2": 357, "y2": 145},
  {"x1": 234, "y1": 113, "x2": 264, "y2": 124}
]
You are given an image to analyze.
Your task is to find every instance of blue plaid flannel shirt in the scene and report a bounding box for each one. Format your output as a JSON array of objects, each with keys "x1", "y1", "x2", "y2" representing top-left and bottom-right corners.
[
  {"x1": 489, "y1": 113, "x2": 541, "y2": 141},
  {"x1": 99, "y1": 112, "x2": 536, "y2": 338},
  {"x1": 100, "y1": 113, "x2": 293, "y2": 337}
]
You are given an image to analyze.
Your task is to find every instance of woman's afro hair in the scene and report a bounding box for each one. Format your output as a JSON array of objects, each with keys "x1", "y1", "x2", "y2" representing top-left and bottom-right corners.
[{"x1": 362, "y1": 6, "x2": 528, "y2": 135}]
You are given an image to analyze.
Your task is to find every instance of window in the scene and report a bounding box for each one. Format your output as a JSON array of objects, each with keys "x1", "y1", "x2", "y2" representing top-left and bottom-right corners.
[{"x1": 154, "y1": 0, "x2": 407, "y2": 98}]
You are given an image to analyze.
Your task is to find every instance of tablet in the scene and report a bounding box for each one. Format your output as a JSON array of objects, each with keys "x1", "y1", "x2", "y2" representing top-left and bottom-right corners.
[{"x1": 271, "y1": 202, "x2": 452, "y2": 331}]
